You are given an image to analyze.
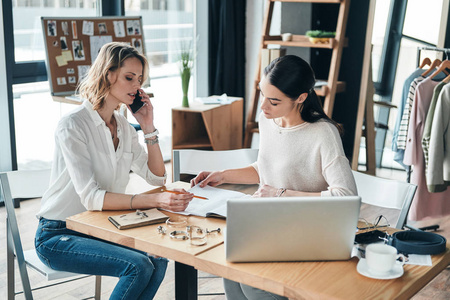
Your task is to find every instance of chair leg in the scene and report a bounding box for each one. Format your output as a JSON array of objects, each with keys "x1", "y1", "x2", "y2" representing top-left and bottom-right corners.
[
  {"x1": 6, "y1": 217, "x2": 34, "y2": 300},
  {"x1": 6, "y1": 220, "x2": 15, "y2": 300},
  {"x1": 94, "y1": 275, "x2": 102, "y2": 300}
]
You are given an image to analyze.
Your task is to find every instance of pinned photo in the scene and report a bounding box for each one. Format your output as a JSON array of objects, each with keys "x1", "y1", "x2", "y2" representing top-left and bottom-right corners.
[
  {"x1": 57, "y1": 77, "x2": 67, "y2": 85},
  {"x1": 82, "y1": 20, "x2": 94, "y2": 36},
  {"x1": 113, "y1": 21, "x2": 125, "y2": 38},
  {"x1": 68, "y1": 76, "x2": 76, "y2": 84},
  {"x1": 67, "y1": 68, "x2": 75, "y2": 74},
  {"x1": 98, "y1": 23, "x2": 108, "y2": 34},
  {"x1": 78, "y1": 65, "x2": 90, "y2": 82},
  {"x1": 126, "y1": 20, "x2": 141, "y2": 36},
  {"x1": 72, "y1": 40, "x2": 85, "y2": 61},
  {"x1": 132, "y1": 38, "x2": 143, "y2": 54},
  {"x1": 72, "y1": 21, "x2": 78, "y2": 39},
  {"x1": 47, "y1": 20, "x2": 57, "y2": 36},
  {"x1": 61, "y1": 21, "x2": 69, "y2": 35},
  {"x1": 60, "y1": 36, "x2": 68, "y2": 50}
]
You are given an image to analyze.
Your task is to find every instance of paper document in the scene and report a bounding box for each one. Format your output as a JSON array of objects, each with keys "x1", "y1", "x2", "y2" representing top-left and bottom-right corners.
[{"x1": 165, "y1": 185, "x2": 250, "y2": 218}]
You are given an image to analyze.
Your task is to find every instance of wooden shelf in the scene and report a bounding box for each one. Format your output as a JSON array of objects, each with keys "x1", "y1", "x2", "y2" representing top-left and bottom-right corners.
[
  {"x1": 172, "y1": 98, "x2": 243, "y2": 151},
  {"x1": 244, "y1": 0, "x2": 350, "y2": 147},
  {"x1": 263, "y1": 35, "x2": 348, "y2": 49}
]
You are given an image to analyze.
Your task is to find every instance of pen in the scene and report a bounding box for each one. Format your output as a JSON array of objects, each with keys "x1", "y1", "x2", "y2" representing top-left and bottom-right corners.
[{"x1": 163, "y1": 189, "x2": 208, "y2": 200}]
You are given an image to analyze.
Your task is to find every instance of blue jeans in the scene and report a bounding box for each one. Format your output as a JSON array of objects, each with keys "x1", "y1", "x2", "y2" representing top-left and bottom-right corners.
[{"x1": 35, "y1": 218, "x2": 168, "y2": 300}]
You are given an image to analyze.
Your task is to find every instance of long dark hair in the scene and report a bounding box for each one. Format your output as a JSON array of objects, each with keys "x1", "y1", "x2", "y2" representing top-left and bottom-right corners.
[{"x1": 264, "y1": 55, "x2": 342, "y2": 134}]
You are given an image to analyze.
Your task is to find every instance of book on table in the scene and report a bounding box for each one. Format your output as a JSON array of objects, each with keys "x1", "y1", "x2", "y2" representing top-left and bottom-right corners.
[
  {"x1": 108, "y1": 208, "x2": 169, "y2": 229},
  {"x1": 165, "y1": 185, "x2": 250, "y2": 218}
]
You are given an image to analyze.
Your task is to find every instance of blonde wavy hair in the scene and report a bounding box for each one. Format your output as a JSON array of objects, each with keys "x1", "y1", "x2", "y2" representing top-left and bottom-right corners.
[{"x1": 77, "y1": 42, "x2": 149, "y2": 111}]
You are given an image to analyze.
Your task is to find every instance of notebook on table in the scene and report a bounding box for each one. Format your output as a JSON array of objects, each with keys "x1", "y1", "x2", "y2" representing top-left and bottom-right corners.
[{"x1": 225, "y1": 196, "x2": 361, "y2": 262}]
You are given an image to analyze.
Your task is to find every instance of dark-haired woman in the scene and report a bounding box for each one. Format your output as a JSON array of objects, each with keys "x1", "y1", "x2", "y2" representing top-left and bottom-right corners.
[{"x1": 191, "y1": 55, "x2": 356, "y2": 299}]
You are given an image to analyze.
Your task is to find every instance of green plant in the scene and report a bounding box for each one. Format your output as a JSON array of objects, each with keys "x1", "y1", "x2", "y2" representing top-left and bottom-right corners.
[
  {"x1": 178, "y1": 41, "x2": 194, "y2": 107},
  {"x1": 305, "y1": 30, "x2": 336, "y2": 38}
]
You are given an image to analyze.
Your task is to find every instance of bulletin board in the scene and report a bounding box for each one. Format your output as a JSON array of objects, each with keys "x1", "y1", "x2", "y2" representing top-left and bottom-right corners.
[{"x1": 41, "y1": 16, "x2": 145, "y2": 96}]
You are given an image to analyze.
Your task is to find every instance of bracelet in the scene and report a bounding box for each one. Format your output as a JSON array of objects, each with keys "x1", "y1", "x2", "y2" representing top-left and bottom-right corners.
[
  {"x1": 143, "y1": 129, "x2": 159, "y2": 139},
  {"x1": 130, "y1": 194, "x2": 137, "y2": 209},
  {"x1": 144, "y1": 136, "x2": 159, "y2": 145},
  {"x1": 170, "y1": 230, "x2": 189, "y2": 240},
  {"x1": 276, "y1": 188, "x2": 286, "y2": 197}
]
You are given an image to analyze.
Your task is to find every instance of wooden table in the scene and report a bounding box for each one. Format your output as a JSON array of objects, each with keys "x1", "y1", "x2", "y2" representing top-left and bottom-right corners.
[{"x1": 66, "y1": 182, "x2": 450, "y2": 300}]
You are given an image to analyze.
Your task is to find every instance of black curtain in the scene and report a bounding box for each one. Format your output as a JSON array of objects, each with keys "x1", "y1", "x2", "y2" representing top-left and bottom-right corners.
[{"x1": 208, "y1": 0, "x2": 246, "y2": 97}]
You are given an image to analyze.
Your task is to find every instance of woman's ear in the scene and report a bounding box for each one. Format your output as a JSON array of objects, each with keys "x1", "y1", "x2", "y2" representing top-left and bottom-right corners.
[
  {"x1": 296, "y1": 92, "x2": 308, "y2": 104},
  {"x1": 106, "y1": 70, "x2": 116, "y2": 84}
]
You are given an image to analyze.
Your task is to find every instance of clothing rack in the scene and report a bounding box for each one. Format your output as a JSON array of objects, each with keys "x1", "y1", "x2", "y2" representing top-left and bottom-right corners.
[
  {"x1": 406, "y1": 47, "x2": 450, "y2": 183},
  {"x1": 416, "y1": 46, "x2": 450, "y2": 69},
  {"x1": 401, "y1": 46, "x2": 449, "y2": 231}
]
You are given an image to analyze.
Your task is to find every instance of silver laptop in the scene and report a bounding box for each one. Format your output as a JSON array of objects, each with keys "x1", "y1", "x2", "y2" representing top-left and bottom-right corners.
[{"x1": 225, "y1": 196, "x2": 361, "y2": 262}]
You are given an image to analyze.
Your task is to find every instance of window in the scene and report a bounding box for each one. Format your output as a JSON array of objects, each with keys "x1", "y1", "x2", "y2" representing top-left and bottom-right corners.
[
  {"x1": 367, "y1": 0, "x2": 448, "y2": 169},
  {"x1": 10, "y1": 1, "x2": 98, "y2": 170},
  {"x1": 125, "y1": 0, "x2": 195, "y2": 161}
]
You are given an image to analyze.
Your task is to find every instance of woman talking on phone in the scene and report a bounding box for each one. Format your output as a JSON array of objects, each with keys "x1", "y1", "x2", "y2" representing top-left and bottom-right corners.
[
  {"x1": 35, "y1": 42, "x2": 193, "y2": 299},
  {"x1": 192, "y1": 55, "x2": 357, "y2": 299}
]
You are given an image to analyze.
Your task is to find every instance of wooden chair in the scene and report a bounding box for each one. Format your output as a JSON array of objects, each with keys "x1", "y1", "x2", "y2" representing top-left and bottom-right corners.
[
  {"x1": 2, "y1": 172, "x2": 101, "y2": 300},
  {"x1": 172, "y1": 148, "x2": 259, "y2": 296},
  {"x1": 352, "y1": 170, "x2": 417, "y2": 230}
]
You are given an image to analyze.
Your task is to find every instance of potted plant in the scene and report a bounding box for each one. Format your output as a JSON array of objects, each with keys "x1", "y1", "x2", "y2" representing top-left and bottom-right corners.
[
  {"x1": 305, "y1": 30, "x2": 336, "y2": 44},
  {"x1": 179, "y1": 41, "x2": 194, "y2": 108}
]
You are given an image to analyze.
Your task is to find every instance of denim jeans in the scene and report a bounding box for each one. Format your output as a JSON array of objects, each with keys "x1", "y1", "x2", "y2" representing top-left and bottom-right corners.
[
  {"x1": 35, "y1": 218, "x2": 168, "y2": 300},
  {"x1": 223, "y1": 278, "x2": 288, "y2": 300}
]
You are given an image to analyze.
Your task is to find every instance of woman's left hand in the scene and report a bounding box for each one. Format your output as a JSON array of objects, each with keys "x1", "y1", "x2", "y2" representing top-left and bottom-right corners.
[
  {"x1": 129, "y1": 89, "x2": 155, "y2": 133},
  {"x1": 252, "y1": 184, "x2": 278, "y2": 197}
]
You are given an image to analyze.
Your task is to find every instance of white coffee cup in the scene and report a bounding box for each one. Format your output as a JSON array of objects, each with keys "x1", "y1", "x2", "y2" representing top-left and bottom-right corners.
[
  {"x1": 365, "y1": 244, "x2": 406, "y2": 275},
  {"x1": 281, "y1": 33, "x2": 293, "y2": 41}
]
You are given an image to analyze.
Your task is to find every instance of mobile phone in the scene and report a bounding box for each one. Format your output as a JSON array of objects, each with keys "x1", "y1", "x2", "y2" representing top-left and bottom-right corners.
[{"x1": 129, "y1": 90, "x2": 144, "y2": 113}]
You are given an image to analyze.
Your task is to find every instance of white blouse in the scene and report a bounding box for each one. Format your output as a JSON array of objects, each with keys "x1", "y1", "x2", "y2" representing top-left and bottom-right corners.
[{"x1": 37, "y1": 100, "x2": 166, "y2": 221}]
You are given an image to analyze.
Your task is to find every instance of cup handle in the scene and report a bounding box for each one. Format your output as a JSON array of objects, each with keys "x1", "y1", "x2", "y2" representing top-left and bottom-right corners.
[{"x1": 396, "y1": 253, "x2": 406, "y2": 266}]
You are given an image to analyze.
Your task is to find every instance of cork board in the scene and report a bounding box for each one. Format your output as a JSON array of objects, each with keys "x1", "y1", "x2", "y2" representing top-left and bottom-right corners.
[{"x1": 41, "y1": 16, "x2": 145, "y2": 96}]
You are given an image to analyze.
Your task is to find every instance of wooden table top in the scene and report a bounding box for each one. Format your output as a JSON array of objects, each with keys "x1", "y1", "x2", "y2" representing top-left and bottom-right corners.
[{"x1": 66, "y1": 182, "x2": 450, "y2": 300}]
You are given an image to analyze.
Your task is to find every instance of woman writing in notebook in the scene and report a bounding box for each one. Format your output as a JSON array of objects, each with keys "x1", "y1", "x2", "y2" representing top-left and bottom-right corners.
[
  {"x1": 35, "y1": 42, "x2": 193, "y2": 299},
  {"x1": 192, "y1": 55, "x2": 357, "y2": 300}
]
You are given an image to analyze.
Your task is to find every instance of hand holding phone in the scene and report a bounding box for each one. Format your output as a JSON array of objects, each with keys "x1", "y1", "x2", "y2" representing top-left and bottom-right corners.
[{"x1": 129, "y1": 90, "x2": 144, "y2": 113}]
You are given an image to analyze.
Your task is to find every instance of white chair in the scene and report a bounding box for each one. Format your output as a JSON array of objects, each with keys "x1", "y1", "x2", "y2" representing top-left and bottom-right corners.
[
  {"x1": 2, "y1": 172, "x2": 101, "y2": 300},
  {"x1": 352, "y1": 170, "x2": 417, "y2": 230},
  {"x1": 172, "y1": 148, "x2": 259, "y2": 182}
]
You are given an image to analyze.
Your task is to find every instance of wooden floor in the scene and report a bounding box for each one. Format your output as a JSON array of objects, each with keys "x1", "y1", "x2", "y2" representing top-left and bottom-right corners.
[{"x1": 1, "y1": 166, "x2": 449, "y2": 299}]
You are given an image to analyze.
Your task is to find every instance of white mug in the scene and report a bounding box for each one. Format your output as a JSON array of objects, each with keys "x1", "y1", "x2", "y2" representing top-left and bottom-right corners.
[
  {"x1": 281, "y1": 33, "x2": 293, "y2": 41},
  {"x1": 365, "y1": 244, "x2": 406, "y2": 275}
]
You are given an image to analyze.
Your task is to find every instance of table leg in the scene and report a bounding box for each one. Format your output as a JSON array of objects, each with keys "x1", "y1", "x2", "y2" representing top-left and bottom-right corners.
[{"x1": 175, "y1": 262, "x2": 198, "y2": 300}]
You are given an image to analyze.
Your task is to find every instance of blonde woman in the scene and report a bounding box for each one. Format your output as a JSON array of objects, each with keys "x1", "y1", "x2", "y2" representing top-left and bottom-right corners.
[{"x1": 35, "y1": 42, "x2": 193, "y2": 299}]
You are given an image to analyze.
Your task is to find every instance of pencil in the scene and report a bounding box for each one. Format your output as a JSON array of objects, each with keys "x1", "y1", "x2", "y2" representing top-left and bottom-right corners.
[{"x1": 164, "y1": 190, "x2": 208, "y2": 200}]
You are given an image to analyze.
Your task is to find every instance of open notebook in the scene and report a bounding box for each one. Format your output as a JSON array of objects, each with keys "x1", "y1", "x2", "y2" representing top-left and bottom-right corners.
[{"x1": 163, "y1": 185, "x2": 250, "y2": 218}]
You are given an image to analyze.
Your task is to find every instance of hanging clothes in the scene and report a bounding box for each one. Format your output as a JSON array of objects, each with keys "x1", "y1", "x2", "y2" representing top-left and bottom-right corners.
[
  {"x1": 392, "y1": 68, "x2": 426, "y2": 169},
  {"x1": 394, "y1": 75, "x2": 425, "y2": 167},
  {"x1": 421, "y1": 81, "x2": 448, "y2": 174},
  {"x1": 427, "y1": 84, "x2": 450, "y2": 193},
  {"x1": 403, "y1": 78, "x2": 450, "y2": 221}
]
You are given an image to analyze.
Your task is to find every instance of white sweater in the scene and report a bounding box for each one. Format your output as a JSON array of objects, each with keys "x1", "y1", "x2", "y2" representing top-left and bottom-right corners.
[{"x1": 252, "y1": 113, "x2": 357, "y2": 196}]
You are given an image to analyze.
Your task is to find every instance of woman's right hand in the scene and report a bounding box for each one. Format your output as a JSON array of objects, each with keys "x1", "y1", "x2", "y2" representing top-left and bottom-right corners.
[
  {"x1": 155, "y1": 189, "x2": 193, "y2": 212},
  {"x1": 191, "y1": 171, "x2": 225, "y2": 187}
]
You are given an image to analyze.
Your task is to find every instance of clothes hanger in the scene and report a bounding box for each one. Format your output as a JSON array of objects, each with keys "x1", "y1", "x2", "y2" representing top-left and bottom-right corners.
[
  {"x1": 419, "y1": 57, "x2": 431, "y2": 69},
  {"x1": 422, "y1": 58, "x2": 442, "y2": 77},
  {"x1": 429, "y1": 60, "x2": 450, "y2": 80}
]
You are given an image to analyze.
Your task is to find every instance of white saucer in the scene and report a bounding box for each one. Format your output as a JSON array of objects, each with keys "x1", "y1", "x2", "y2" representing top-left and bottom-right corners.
[{"x1": 357, "y1": 258, "x2": 404, "y2": 280}]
